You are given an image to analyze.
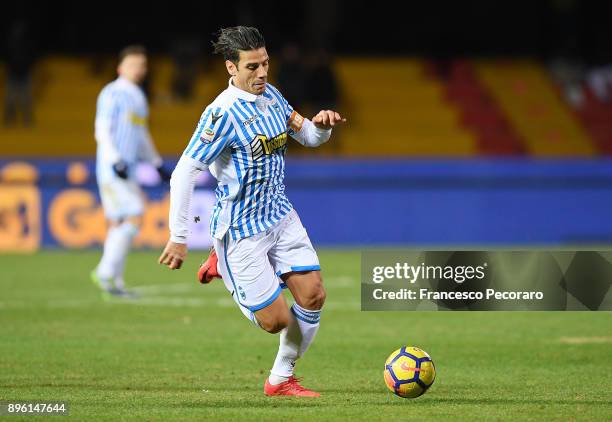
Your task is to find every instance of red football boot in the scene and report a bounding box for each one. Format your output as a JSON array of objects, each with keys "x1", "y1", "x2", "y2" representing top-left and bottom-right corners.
[
  {"x1": 264, "y1": 376, "x2": 320, "y2": 397},
  {"x1": 197, "y1": 248, "x2": 221, "y2": 284}
]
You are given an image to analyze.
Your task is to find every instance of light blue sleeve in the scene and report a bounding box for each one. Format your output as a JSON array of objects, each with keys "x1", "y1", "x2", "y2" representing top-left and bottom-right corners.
[
  {"x1": 96, "y1": 89, "x2": 124, "y2": 124},
  {"x1": 183, "y1": 106, "x2": 236, "y2": 165}
]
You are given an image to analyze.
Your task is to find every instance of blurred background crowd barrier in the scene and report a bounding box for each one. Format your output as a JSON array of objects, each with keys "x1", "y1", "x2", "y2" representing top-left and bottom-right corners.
[{"x1": 2, "y1": 1, "x2": 612, "y2": 251}]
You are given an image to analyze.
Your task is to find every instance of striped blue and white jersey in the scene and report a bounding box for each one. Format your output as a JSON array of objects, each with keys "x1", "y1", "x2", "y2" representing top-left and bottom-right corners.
[
  {"x1": 184, "y1": 80, "x2": 305, "y2": 241},
  {"x1": 94, "y1": 77, "x2": 151, "y2": 180}
]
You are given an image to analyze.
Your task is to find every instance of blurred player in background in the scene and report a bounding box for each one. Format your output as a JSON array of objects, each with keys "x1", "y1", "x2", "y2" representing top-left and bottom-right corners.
[
  {"x1": 92, "y1": 45, "x2": 171, "y2": 298},
  {"x1": 159, "y1": 26, "x2": 345, "y2": 397}
]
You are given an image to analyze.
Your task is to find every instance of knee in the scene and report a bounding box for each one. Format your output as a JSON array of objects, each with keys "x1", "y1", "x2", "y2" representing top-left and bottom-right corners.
[
  {"x1": 125, "y1": 216, "x2": 143, "y2": 229},
  {"x1": 258, "y1": 314, "x2": 290, "y2": 334},
  {"x1": 301, "y1": 283, "x2": 326, "y2": 310}
]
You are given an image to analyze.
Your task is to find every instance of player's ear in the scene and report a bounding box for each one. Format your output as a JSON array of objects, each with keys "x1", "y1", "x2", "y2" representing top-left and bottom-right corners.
[{"x1": 225, "y1": 60, "x2": 237, "y2": 76}]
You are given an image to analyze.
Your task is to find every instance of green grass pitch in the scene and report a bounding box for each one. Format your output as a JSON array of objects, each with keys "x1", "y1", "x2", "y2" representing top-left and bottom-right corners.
[{"x1": 1, "y1": 250, "x2": 611, "y2": 421}]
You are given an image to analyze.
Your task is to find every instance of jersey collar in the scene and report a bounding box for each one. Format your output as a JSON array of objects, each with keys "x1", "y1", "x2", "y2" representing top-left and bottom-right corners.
[
  {"x1": 117, "y1": 76, "x2": 140, "y2": 89},
  {"x1": 227, "y1": 78, "x2": 259, "y2": 102},
  {"x1": 116, "y1": 77, "x2": 145, "y2": 96}
]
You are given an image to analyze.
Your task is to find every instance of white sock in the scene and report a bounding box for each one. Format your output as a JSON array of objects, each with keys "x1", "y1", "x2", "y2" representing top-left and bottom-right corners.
[
  {"x1": 291, "y1": 303, "x2": 321, "y2": 356},
  {"x1": 114, "y1": 276, "x2": 125, "y2": 290},
  {"x1": 97, "y1": 225, "x2": 121, "y2": 281},
  {"x1": 96, "y1": 222, "x2": 138, "y2": 282},
  {"x1": 269, "y1": 303, "x2": 321, "y2": 384},
  {"x1": 114, "y1": 239, "x2": 133, "y2": 290},
  {"x1": 268, "y1": 373, "x2": 290, "y2": 385},
  {"x1": 269, "y1": 316, "x2": 301, "y2": 383}
]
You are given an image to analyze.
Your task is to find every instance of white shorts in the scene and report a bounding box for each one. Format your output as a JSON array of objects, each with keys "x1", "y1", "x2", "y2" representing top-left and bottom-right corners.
[
  {"x1": 98, "y1": 178, "x2": 145, "y2": 221},
  {"x1": 214, "y1": 209, "x2": 320, "y2": 317}
]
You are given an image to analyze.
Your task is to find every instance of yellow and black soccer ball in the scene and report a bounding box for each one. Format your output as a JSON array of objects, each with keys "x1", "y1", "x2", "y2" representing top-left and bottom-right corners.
[{"x1": 383, "y1": 346, "x2": 436, "y2": 398}]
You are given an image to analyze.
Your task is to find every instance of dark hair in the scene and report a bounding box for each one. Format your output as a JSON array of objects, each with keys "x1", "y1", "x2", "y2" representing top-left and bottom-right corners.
[
  {"x1": 212, "y1": 26, "x2": 265, "y2": 63},
  {"x1": 118, "y1": 45, "x2": 147, "y2": 63}
]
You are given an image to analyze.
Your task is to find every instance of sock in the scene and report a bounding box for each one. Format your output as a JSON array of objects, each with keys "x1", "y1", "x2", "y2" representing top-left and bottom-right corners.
[
  {"x1": 268, "y1": 373, "x2": 290, "y2": 385},
  {"x1": 269, "y1": 316, "x2": 301, "y2": 383},
  {"x1": 96, "y1": 222, "x2": 138, "y2": 282},
  {"x1": 114, "y1": 276, "x2": 125, "y2": 290},
  {"x1": 269, "y1": 303, "x2": 321, "y2": 384},
  {"x1": 97, "y1": 225, "x2": 122, "y2": 281},
  {"x1": 113, "y1": 234, "x2": 135, "y2": 290},
  {"x1": 291, "y1": 303, "x2": 321, "y2": 356}
]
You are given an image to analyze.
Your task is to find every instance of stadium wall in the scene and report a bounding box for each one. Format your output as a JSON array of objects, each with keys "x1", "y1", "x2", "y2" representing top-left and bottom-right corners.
[{"x1": 1, "y1": 158, "x2": 611, "y2": 251}]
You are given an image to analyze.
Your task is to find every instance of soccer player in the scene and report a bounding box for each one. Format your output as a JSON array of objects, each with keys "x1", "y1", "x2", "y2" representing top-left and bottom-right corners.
[
  {"x1": 92, "y1": 45, "x2": 171, "y2": 297},
  {"x1": 158, "y1": 27, "x2": 345, "y2": 397}
]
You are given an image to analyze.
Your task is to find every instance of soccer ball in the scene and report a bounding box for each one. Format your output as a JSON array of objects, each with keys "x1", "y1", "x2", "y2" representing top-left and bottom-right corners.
[{"x1": 383, "y1": 346, "x2": 436, "y2": 398}]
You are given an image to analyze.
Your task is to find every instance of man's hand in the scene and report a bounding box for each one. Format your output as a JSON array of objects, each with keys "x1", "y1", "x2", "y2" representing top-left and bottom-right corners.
[
  {"x1": 159, "y1": 240, "x2": 188, "y2": 269},
  {"x1": 112, "y1": 160, "x2": 129, "y2": 179},
  {"x1": 312, "y1": 110, "x2": 346, "y2": 129}
]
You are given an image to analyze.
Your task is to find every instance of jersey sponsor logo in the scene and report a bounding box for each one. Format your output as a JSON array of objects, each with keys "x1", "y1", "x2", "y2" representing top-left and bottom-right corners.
[
  {"x1": 288, "y1": 111, "x2": 304, "y2": 132},
  {"x1": 261, "y1": 132, "x2": 288, "y2": 155},
  {"x1": 211, "y1": 112, "x2": 222, "y2": 125},
  {"x1": 242, "y1": 114, "x2": 259, "y2": 127},
  {"x1": 129, "y1": 112, "x2": 147, "y2": 126},
  {"x1": 249, "y1": 132, "x2": 288, "y2": 160}
]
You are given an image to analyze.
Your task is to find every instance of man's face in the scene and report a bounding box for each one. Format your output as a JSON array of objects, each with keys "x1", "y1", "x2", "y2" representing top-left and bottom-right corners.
[
  {"x1": 118, "y1": 54, "x2": 148, "y2": 84},
  {"x1": 228, "y1": 47, "x2": 269, "y2": 95}
]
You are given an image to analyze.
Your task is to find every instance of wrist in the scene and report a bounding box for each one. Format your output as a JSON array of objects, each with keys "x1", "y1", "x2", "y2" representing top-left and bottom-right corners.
[
  {"x1": 313, "y1": 125, "x2": 332, "y2": 133},
  {"x1": 170, "y1": 234, "x2": 188, "y2": 244}
]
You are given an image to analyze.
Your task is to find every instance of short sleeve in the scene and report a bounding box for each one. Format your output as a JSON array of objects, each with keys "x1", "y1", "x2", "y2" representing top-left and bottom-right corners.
[
  {"x1": 95, "y1": 89, "x2": 122, "y2": 124},
  {"x1": 183, "y1": 106, "x2": 236, "y2": 165}
]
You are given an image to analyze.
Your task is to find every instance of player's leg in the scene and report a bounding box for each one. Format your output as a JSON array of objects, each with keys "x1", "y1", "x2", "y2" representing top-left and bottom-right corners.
[
  {"x1": 260, "y1": 270, "x2": 324, "y2": 397},
  {"x1": 265, "y1": 271, "x2": 324, "y2": 386},
  {"x1": 93, "y1": 219, "x2": 119, "y2": 291},
  {"x1": 283, "y1": 269, "x2": 325, "y2": 355},
  {"x1": 94, "y1": 180, "x2": 143, "y2": 294},
  {"x1": 214, "y1": 226, "x2": 320, "y2": 396},
  {"x1": 252, "y1": 293, "x2": 291, "y2": 333},
  {"x1": 266, "y1": 210, "x2": 324, "y2": 391},
  {"x1": 95, "y1": 216, "x2": 141, "y2": 294},
  {"x1": 213, "y1": 233, "x2": 290, "y2": 331},
  {"x1": 110, "y1": 214, "x2": 142, "y2": 291}
]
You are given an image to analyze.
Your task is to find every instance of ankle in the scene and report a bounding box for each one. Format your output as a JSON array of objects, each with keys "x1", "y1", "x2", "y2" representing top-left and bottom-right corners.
[{"x1": 268, "y1": 374, "x2": 290, "y2": 385}]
